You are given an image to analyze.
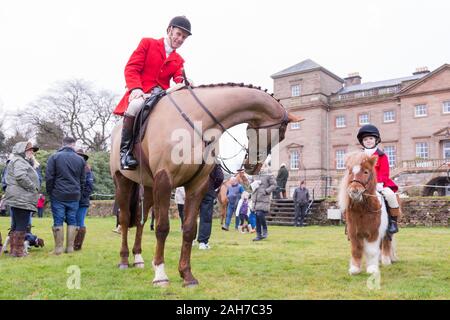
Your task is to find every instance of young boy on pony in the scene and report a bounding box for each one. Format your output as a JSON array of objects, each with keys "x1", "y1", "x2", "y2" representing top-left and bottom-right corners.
[{"x1": 357, "y1": 124, "x2": 401, "y2": 235}]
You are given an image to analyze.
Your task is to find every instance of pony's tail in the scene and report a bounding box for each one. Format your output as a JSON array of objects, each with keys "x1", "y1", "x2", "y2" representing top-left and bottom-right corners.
[
  {"x1": 128, "y1": 182, "x2": 140, "y2": 228},
  {"x1": 338, "y1": 172, "x2": 350, "y2": 212}
]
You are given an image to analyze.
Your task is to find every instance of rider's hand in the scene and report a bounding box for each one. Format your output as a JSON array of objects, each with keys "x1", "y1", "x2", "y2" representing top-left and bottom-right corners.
[
  {"x1": 128, "y1": 88, "x2": 144, "y2": 102},
  {"x1": 376, "y1": 183, "x2": 384, "y2": 192}
]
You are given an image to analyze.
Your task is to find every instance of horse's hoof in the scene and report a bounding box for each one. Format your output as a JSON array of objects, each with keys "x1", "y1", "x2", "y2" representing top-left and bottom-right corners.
[
  {"x1": 366, "y1": 265, "x2": 379, "y2": 274},
  {"x1": 348, "y1": 266, "x2": 361, "y2": 275},
  {"x1": 381, "y1": 255, "x2": 392, "y2": 266},
  {"x1": 133, "y1": 262, "x2": 145, "y2": 269},
  {"x1": 153, "y1": 279, "x2": 170, "y2": 287},
  {"x1": 183, "y1": 279, "x2": 199, "y2": 288},
  {"x1": 118, "y1": 263, "x2": 129, "y2": 269}
]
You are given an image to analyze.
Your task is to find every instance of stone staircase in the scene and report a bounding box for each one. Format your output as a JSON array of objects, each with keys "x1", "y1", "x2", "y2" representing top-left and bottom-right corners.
[{"x1": 267, "y1": 198, "x2": 325, "y2": 226}]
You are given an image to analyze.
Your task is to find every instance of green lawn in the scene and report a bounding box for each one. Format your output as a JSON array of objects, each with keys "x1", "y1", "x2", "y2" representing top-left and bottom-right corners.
[{"x1": 0, "y1": 216, "x2": 449, "y2": 300}]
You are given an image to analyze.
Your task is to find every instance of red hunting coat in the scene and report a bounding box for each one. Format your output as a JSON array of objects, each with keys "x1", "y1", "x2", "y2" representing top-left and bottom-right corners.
[
  {"x1": 114, "y1": 37, "x2": 185, "y2": 115},
  {"x1": 373, "y1": 149, "x2": 398, "y2": 192}
]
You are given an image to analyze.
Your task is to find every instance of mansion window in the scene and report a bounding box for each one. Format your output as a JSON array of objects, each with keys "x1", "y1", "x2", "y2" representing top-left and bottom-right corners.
[
  {"x1": 336, "y1": 116, "x2": 346, "y2": 128},
  {"x1": 384, "y1": 146, "x2": 396, "y2": 167},
  {"x1": 359, "y1": 114, "x2": 369, "y2": 125},
  {"x1": 443, "y1": 101, "x2": 450, "y2": 114},
  {"x1": 415, "y1": 104, "x2": 427, "y2": 117},
  {"x1": 443, "y1": 141, "x2": 450, "y2": 160},
  {"x1": 383, "y1": 110, "x2": 395, "y2": 122},
  {"x1": 291, "y1": 85, "x2": 301, "y2": 97},
  {"x1": 336, "y1": 150, "x2": 346, "y2": 169},
  {"x1": 290, "y1": 150, "x2": 300, "y2": 169},
  {"x1": 415, "y1": 142, "x2": 429, "y2": 159}
]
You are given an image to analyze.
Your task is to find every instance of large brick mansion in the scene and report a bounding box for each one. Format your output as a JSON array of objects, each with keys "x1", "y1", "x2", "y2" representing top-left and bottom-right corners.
[{"x1": 272, "y1": 59, "x2": 450, "y2": 197}]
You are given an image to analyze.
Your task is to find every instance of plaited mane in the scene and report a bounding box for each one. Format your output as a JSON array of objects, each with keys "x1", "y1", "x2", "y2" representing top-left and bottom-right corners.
[{"x1": 186, "y1": 82, "x2": 282, "y2": 104}]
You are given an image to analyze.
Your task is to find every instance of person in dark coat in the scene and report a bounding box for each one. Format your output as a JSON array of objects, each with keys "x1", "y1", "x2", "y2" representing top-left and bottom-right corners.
[
  {"x1": 74, "y1": 149, "x2": 94, "y2": 251},
  {"x1": 46, "y1": 137, "x2": 85, "y2": 255},
  {"x1": 276, "y1": 163, "x2": 289, "y2": 199},
  {"x1": 197, "y1": 164, "x2": 224, "y2": 249},
  {"x1": 293, "y1": 180, "x2": 310, "y2": 227}
]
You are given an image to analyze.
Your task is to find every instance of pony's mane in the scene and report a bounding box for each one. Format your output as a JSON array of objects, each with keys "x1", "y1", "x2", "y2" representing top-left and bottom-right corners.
[
  {"x1": 337, "y1": 151, "x2": 372, "y2": 212},
  {"x1": 191, "y1": 82, "x2": 282, "y2": 103}
]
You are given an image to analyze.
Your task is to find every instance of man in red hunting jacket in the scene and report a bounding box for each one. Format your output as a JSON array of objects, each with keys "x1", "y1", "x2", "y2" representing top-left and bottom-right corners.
[{"x1": 114, "y1": 16, "x2": 192, "y2": 170}]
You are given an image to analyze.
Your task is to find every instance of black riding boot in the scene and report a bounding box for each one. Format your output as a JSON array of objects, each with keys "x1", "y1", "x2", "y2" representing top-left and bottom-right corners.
[
  {"x1": 387, "y1": 215, "x2": 399, "y2": 234},
  {"x1": 120, "y1": 115, "x2": 138, "y2": 170}
]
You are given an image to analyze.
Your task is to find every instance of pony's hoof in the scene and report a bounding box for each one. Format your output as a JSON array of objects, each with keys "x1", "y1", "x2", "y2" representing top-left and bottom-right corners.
[
  {"x1": 153, "y1": 279, "x2": 170, "y2": 287},
  {"x1": 348, "y1": 266, "x2": 361, "y2": 275},
  {"x1": 381, "y1": 255, "x2": 392, "y2": 266},
  {"x1": 134, "y1": 262, "x2": 145, "y2": 269},
  {"x1": 118, "y1": 263, "x2": 129, "y2": 269},
  {"x1": 183, "y1": 279, "x2": 199, "y2": 288},
  {"x1": 366, "y1": 265, "x2": 379, "y2": 274}
]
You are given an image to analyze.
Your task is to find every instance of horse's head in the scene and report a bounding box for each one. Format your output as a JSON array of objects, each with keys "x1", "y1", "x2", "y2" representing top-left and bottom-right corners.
[
  {"x1": 344, "y1": 152, "x2": 378, "y2": 203},
  {"x1": 243, "y1": 111, "x2": 303, "y2": 175}
]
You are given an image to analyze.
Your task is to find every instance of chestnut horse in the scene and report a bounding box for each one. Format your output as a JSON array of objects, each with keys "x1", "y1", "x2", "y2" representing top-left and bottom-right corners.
[
  {"x1": 110, "y1": 83, "x2": 303, "y2": 287},
  {"x1": 338, "y1": 151, "x2": 397, "y2": 276},
  {"x1": 217, "y1": 171, "x2": 250, "y2": 226}
]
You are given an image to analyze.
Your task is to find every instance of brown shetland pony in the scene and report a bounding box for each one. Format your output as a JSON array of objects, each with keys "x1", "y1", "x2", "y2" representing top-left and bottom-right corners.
[
  {"x1": 217, "y1": 171, "x2": 250, "y2": 226},
  {"x1": 110, "y1": 84, "x2": 303, "y2": 287},
  {"x1": 338, "y1": 151, "x2": 397, "y2": 275}
]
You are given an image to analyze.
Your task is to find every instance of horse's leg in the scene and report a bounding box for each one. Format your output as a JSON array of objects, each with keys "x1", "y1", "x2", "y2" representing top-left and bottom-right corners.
[
  {"x1": 390, "y1": 236, "x2": 398, "y2": 262},
  {"x1": 381, "y1": 236, "x2": 392, "y2": 266},
  {"x1": 179, "y1": 181, "x2": 208, "y2": 287},
  {"x1": 115, "y1": 173, "x2": 134, "y2": 269},
  {"x1": 133, "y1": 187, "x2": 153, "y2": 268},
  {"x1": 348, "y1": 233, "x2": 363, "y2": 275},
  {"x1": 152, "y1": 170, "x2": 172, "y2": 287},
  {"x1": 364, "y1": 238, "x2": 381, "y2": 274}
]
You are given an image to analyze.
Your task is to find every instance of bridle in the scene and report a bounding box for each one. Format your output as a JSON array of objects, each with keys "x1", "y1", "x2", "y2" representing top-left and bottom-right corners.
[{"x1": 349, "y1": 171, "x2": 381, "y2": 213}]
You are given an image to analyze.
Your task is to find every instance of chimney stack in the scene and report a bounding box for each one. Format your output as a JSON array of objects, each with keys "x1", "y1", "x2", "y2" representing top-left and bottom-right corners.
[
  {"x1": 344, "y1": 72, "x2": 362, "y2": 87},
  {"x1": 413, "y1": 67, "x2": 430, "y2": 75}
]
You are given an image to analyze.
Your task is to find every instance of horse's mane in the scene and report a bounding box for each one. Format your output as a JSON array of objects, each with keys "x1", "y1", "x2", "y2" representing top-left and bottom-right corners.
[
  {"x1": 190, "y1": 82, "x2": 282, "y2": 103},
  {"x1": 338, "y1": 151, "x2": 372, "y2": 211}
]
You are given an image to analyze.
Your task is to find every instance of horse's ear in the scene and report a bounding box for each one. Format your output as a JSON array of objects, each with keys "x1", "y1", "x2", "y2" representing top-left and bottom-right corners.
[
  {"x1": 367, "y1": 156, "x2": 378, "y2": 167},
  {"x1": 287, "y1": 112, "x2": 304, "y2": 123}
]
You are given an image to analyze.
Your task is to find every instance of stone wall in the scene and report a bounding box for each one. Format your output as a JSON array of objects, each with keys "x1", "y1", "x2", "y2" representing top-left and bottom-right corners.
[
  {"x1": 88, "y1": 200, "x2": 222, "y2": 219},
  {"x1": 316, "y1": 197, "x2": 450, "y2": 227},
  {"x1": 87, "y1": 197, "x2": 449, "y2": 227}
]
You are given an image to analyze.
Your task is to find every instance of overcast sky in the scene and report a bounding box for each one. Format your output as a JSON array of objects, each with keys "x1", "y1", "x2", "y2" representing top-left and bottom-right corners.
[{"x1": 1, "y1": 0, "x2": 449, "y2": 168}]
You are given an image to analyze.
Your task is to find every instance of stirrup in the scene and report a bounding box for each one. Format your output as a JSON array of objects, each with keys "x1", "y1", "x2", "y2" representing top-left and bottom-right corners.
[{"x1": 120, "y1": 154, "x2": 138, "y2": 170}]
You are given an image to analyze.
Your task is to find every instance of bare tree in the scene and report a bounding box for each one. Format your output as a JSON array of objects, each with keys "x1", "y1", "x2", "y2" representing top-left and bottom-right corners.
[{"x1": 20, "y1": 79, "x2": 119, "y2": 151}]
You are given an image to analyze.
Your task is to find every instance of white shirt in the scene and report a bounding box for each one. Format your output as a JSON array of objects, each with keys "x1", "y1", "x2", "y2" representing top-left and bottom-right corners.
[
  {"x1": 364, "y1": 147, "x2": 377, "y2": 157},
  {"x1": 164, "y1": 38, "x2": 174, "y2": 57}
]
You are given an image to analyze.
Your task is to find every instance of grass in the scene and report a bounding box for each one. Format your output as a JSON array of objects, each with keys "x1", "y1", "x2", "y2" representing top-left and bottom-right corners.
[{"x1": 0, "y1": 216, "x2": 449, "y2": 300}]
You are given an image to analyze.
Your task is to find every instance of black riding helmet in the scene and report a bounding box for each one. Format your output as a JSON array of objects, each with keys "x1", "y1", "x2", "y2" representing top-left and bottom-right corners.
[
  {"x1": 357, "y1": 124, "x2": 381, "y2": 146},
  {"x1": 168, "y1": 16, "x2": 192, "y2": 35}
]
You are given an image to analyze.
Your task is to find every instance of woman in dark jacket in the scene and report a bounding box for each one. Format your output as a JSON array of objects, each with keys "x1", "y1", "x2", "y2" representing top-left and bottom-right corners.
[
  {"x1": 74, "y1": 149, "x2": 94, "y2": 250},
  {"x1": 4, "y1": 141, "x2": 40, "y2": 257}
]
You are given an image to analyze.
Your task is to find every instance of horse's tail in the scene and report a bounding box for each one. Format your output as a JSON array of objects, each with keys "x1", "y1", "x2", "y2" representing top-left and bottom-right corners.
[{"x1": 128, "y1": 182, "x2": 140, "y2": 228}]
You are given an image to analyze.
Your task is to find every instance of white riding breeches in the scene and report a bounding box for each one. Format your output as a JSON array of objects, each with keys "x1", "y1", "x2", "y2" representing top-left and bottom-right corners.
[
  {"x1": 379, "y1": 187, "x2": 399, "y2": 209},
  {"x1": 125, "y1": 97, "x2": 145, "y2": 117}
]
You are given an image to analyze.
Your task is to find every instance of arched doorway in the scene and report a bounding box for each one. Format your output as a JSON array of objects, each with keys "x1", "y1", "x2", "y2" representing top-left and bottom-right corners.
[{"x1": 422, "y1": 176, "x2": 450, "y2": 196}]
